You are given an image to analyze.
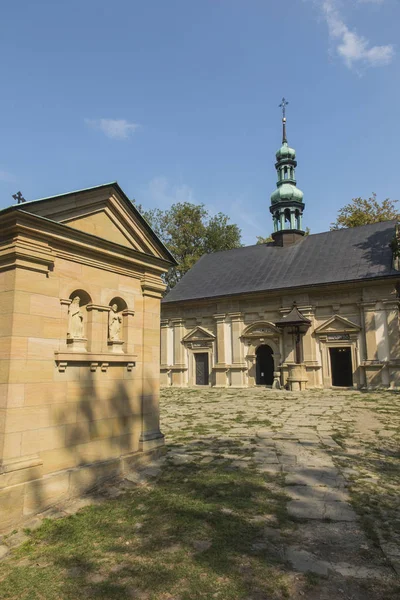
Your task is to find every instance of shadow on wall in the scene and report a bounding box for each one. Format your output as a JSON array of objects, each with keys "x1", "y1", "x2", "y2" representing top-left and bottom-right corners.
[{"x1": 21, "y1": 370, "x2": 160, "y2": 528}]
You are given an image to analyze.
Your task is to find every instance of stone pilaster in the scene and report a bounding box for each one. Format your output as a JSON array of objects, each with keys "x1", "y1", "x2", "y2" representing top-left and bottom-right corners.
[
  {"x1": 122, "y1": 309, "x2": 136, "y2": 354},
  {"x1": 230, "y1": 312, "x2": 244, "y2": 364},
  {"x1": 361, "y1": 302, "x2": 381, "y2": 387},
  {"x1": 213, "y1": 314, "x2": 227, "y2": 387},
  {"x1": 160, "y1": 319, "x2": 169, "y2": 367},
  {"x1": 86, "y1": 304, "x2": 110, "y2": 353},
  {"x1": 171, "y1": 318, "x2": 185, "y2": 366},
  {"x1": 213, "y1": 314, "x2": 226, "y2": 366},
  {"x1": 384, "y1": 300, "x2": 400, "y2": 388},
  {"x1": 229, "y1": 313, "x2": 245, "y2": 387},
  {"x1": 139, "y1": 285, "x2": 165, "y2": 452},
  {"x1": 384, "y1": 300, "x2": 400, "y2": 361},
  {"x1": 362, "y1": 302, "x2": 378, "y2": 360}
]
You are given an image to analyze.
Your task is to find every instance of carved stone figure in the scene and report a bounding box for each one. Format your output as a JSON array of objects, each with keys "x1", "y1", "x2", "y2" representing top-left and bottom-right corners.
[
  {"x1": 109, "y1": 303, "x2": 122, "y2": 341},
  {"x1": 68, "y1": 296, "x2": 84, "y2": 338}
]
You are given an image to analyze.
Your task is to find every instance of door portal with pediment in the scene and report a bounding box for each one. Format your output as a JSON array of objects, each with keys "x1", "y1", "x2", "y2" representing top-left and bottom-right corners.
[
  {"x1": 315, "y1": 314, "x2": 360, "y2": 388},
  {"x1": 256, "y1": 345, "x2": 274, "y2": 385},
  {"x1": 242, "y1": 321, "x2": 282, "y2": 386}
]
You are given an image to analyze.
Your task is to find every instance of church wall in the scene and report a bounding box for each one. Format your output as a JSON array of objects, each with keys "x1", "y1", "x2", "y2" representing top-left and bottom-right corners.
[
  {"x1": 0, "y1": 221, "x2": 167, "y2": 532},
  {"x1": 161, "y1": 279, "x2": 400, "y2": 390}
]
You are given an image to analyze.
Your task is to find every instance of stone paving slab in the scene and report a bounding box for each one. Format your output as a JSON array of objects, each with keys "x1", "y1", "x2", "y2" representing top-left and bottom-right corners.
[
  {"x1": 160, "y1": 387, "x2": 399, "y2": 589},
  {"x1": 287, "y1": 499, "x2": 356, "y2": 521}
]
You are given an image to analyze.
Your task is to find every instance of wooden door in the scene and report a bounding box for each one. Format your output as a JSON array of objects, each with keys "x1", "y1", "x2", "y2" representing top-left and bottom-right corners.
[
  {"x1": 330, "y1": 347, "x2": 353, "y2": 387},
  {"x1": 195, "y1": 353, "x2": 209, "y2": 385}
]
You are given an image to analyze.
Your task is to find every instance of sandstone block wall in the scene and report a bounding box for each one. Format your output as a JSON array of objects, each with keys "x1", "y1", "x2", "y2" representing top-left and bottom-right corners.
[{"x1": 0, "y1": 187, "x2": 171, "y2": 531}]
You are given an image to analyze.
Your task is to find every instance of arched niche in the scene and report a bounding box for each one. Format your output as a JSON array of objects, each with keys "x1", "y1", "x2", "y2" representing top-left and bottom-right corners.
[
  {"x1": 109, "y1": 296, "x2": 128, "y2": 313},
  {"x1": 108, "y1": 297, "x2": 128, "y2": 350},
  {"x1": 67, "y1": 289, "x2": 92, "y2": 344},
  {"x1": 69, "y1": 289, "x2": 92, "y2": 306}
]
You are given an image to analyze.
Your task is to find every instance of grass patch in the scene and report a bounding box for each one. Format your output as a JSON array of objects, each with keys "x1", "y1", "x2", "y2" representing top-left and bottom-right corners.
[{"x1": 0, "y1": 458, "x2": 291, "y2": 600}]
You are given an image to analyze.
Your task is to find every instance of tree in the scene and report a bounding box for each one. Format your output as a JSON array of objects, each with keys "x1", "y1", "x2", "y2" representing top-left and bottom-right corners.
[
  {"x1": 255, "y1": 228, "x2": 310, "y2": 244},
  {"x1": 133, "y1": 201, "x2": 242, "y2": 290},
  {"x1": 330, "y1": 194, "x2": 400, "y2": 230},
  {"x1": 256, "y1": 235, "x2": 273, "y2": 244}
]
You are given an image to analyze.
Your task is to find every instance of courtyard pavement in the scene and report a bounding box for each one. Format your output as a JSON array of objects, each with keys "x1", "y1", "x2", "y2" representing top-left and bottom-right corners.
[
  {"x1": 1, "y1": 386, "x2": 399, "y2": 599},
  {"x1": 160, "y1": 386, "x2": 400, "y2": 595}
]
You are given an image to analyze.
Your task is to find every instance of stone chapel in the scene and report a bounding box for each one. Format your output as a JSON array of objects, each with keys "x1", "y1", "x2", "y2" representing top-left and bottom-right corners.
[
  {"x1": 0, "y1": 182, "x2": 174, "y2": 530},
  {"x1": 160, "y1": 113, "x2": 400, "y2": 390}
]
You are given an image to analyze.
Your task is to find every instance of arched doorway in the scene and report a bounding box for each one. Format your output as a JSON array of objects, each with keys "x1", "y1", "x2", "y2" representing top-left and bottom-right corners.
[{"x1": 256, "y1": 345, "x2": 274, "y2": 385}]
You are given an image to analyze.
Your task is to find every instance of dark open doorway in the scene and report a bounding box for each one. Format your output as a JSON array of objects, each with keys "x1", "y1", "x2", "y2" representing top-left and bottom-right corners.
[
  {"x1": 256, "y1": 345, "x2": 274, "y2": 385},
  {"x1": 195, "y1": 353, "x2": 209, "y2": 385},
  {"x1": 329, "y1": 347, "x2": 353, "y2": 387}
]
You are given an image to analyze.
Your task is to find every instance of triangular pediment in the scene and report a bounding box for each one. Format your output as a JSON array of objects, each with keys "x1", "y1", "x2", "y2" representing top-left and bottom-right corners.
[
  {"x1": 20, "y1": 183, "x2": 175, "y2": 264},
  {"x1": 182, "y1": 326, "x2": 215, "y2": 342},
  {"x1": 242, "y1": 321, "x2": 281, "y2": 337},
  {"x1": 315, "y1": 314, "x2": 361, "y2": 334}
]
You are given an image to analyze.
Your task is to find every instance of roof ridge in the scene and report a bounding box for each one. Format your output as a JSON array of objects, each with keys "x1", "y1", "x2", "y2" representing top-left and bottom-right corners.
[
  {"x1": 11, "y1": 181, "x2": 118, "y2": 208},
  {"x1": 307, "y1": 220, "x2": 398, "y2": 239}
]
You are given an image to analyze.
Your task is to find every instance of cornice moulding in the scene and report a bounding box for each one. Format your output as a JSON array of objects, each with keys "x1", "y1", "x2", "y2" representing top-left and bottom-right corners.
[{"x1": 0, "y1": 211, "x2": 171, "y2": 277}]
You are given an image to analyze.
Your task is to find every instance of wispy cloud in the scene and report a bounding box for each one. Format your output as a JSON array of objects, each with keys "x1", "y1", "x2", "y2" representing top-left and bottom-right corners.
[
  {"x1": 317, "y1": 0, "x2": 394, "y2": 69},
  {"x1": 141, "y1": 177, "x2": 196, "y2": 210},
  {"x1": 141, "y1": 177, "x2": 261, "y2": 244},
  {"x1": 0, "y1": 169, "x2": 15, "y2": 182},
  {"x1": 85, "y1": 118, "x2": 139, "y2": 140},
  {"x1": 141, "y1": 176, "x2": 220, "y2": 217}
]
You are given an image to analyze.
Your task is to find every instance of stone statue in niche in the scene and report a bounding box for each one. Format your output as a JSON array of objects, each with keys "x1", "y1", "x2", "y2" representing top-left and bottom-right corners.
[
  {"x1": 68, "y1": 296, "x2": 84, "y2": 338},
  {"x1": 109, "y1": 303, "x2": 122, "y2": 341}
]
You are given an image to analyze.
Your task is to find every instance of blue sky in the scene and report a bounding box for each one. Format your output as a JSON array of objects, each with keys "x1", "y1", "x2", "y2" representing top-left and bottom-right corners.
[{"x1": 0, "y1": 0, "x2": 399, "y2": 245}]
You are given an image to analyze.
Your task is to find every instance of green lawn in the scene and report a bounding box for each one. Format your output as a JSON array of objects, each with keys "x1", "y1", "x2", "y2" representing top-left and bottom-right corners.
[{"x1": 0, "y1": 449, "x2": 293, "y2": 600}]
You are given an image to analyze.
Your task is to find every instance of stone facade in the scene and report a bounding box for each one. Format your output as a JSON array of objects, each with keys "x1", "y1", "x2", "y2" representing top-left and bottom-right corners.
[
  {"x1": 161, "y1": 280, "x2": 400, "y2": 390},
  {"x1": 0, "y1": 183, "x2": 173, "y2": 531}
]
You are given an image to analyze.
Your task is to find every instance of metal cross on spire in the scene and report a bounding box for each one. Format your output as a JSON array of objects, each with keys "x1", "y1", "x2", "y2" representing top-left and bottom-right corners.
[
  {"x1": 279, "y1": 98, "x2": 289, "y2": 143},
  {"x1": 279, "y1": 97, "x2": 289, "y2": 120}
]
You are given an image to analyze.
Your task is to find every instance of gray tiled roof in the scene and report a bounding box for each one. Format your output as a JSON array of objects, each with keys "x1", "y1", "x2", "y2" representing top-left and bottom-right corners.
[{"x1": 163, "y1": 221, "x2": 399, "y2": 304}]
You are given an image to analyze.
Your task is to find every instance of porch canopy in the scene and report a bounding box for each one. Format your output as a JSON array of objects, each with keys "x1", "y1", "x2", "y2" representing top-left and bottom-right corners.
[{"x1": 275, "y1": 304, "x2": 311, "y2": 329}]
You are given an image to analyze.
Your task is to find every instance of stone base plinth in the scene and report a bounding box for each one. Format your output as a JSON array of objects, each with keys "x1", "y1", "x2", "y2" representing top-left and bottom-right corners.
[
  {"x1": 0, "y1": 442, "x2": 164, "y2": 534},
  {"x1": 287, "y1": 363, "x2": 308, "y2": 391}
]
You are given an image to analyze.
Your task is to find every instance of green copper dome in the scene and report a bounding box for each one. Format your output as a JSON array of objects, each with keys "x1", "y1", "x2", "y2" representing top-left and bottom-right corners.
[
  {"x1": 269, "y1": 101, "x2": 306, "y2": 237},
  {"x1": 276, "y1": 142, "x2": 296, "y2": 161},
  {"x1": 271, "y1": 183, "x2": 304, "y2": 204}
]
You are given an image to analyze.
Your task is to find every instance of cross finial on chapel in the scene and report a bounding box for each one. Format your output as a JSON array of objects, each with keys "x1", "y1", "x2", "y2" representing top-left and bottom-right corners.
[{"x1": 12, "y1": 191, "x2": 26, "y2": 204}]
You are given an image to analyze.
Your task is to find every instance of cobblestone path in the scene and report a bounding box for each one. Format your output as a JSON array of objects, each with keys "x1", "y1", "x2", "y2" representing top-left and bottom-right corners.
[{"x1": 160, "y1": 387, "x2": 400, "y2": 598}]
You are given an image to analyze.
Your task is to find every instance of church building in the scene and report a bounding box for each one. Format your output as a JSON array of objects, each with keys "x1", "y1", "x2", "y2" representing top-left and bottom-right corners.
[{"x1": 160, "y1": 108, "x2": 400, "y2": 390}]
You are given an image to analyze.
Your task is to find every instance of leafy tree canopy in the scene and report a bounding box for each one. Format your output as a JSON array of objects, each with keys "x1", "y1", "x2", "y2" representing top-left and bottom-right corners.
[
  {"x1": 133, "y1": 201, "x2": 242, "y2": 290},
  {"x1": 255, "y1": 227, "x2": 310, "y2": 245},
  {"x1": 256, "y1": 235, "x2": 273, "y2": 245},
  {"x1": 331, "y1": 194, "x2": 399, "y2": 230}
]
